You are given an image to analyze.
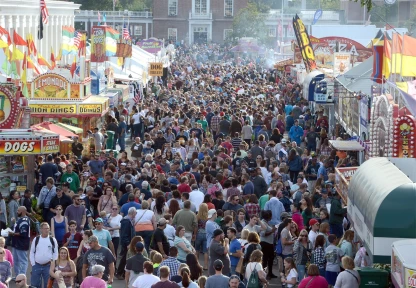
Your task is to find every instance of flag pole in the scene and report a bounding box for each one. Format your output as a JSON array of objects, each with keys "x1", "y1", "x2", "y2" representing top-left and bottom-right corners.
[
  {"x1": 391, "y1": 32, "x2": 395, "y2": 102},
  {"x1": 400, "y1": 32, "x2": 405, "y2": 82}
]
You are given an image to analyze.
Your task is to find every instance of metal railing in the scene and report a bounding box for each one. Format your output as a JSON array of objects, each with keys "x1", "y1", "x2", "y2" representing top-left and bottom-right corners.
[
  {"x1": 189, "y1": 11, "x2": 212, "y2": 20},
  {"x1": 77, "y1": 10, "x2": 153, "y2": 18}
]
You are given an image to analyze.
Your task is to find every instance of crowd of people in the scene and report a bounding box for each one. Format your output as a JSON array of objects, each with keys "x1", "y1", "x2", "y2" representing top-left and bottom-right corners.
[{"x1": 0, "y1": 43, "x2": 369, "y2": 288}]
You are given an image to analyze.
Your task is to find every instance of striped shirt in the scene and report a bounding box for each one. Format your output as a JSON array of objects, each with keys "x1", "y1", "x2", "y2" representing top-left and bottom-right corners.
[{"x1": 210, "y1": 115, "x2": 221, "y2": 132}]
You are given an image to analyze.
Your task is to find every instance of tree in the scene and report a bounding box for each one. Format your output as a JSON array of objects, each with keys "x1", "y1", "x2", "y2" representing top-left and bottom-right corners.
[
  {"x1": 69, "y1": 0, "x2": 151, "y2": 11},
  {"x1": 405, "y1": 4, "x2": 416, "y2": 35},
  {"x1": 352, "y1": 0, "x2": 372, "y2": 12},
  {"x1": 249, "y1": 0, "x2": 275, "y2": 12},
  {"x1": 231, "y1": 3, "x2": 267, "y2": 43}
]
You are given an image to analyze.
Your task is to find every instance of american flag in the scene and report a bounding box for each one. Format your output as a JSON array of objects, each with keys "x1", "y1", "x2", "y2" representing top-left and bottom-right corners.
[
  {"x1": 74, "y1": 31, "x2": 82, "y2": 48},
  {"x1": 40, "y1": 0, "x2": 49, "y2": 24},
  {"x1": 122, "y1": 23, "x2": 131, "y2": 40}
]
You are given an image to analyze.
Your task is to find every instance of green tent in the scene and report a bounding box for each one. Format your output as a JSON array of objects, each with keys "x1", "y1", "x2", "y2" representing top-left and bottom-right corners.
[{"x1": 348, "y1": 157, "x2": 416, "y2": 264}]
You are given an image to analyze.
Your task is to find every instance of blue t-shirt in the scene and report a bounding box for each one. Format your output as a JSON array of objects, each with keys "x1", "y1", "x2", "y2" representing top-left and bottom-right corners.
[
  {"x1": 243, "y1": 181, "x2": 254, "y2": 195},
  {"x1": 88, "y1": 160, "x2": 104, "y2": 176},
  {"x1": 317, "y1": 164, "x2": 328, "y2": 181},
  {"x1": 92, "y1": 229, "x2": 112, "y2": 248},
  {"x1": 229, "y1": 238, "x2": 241, "y2": 266},
  {"x1": 118, "y1": 121, "x2": 127, "y2": 135},
  {"x1": 12, "y1": 216, "x2": 30, "y2": 250},
  {"x1": 120, "y1": 202, "x2": 141, "y2": 216}
]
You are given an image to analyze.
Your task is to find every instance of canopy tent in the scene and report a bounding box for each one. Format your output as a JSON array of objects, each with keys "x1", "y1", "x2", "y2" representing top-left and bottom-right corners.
[
  {"x1": 348, "y1": 157, "x2": 416, "y2": 264},
  {"x1": 32, "y1": 122, "x2": 78, "y2": 138},
  {"x1": 30, "y1": 126, "x2": 73, "y2": 143},
  {"x1": 329, "y1": 140, "x2": 365, "y2": 151},
  {"x1": 56, "y1": 123, "x2": 83, "y2": 134}
]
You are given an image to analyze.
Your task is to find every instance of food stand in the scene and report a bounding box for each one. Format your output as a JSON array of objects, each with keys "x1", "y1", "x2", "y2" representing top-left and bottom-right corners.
[
  {"x1": 392, "y1": 239, "x2": 416, "y2": 288},
  {"x1": 329, "y1": 139, "x2": 365, "y2": 164},
  {"x1": 334, "y1": 166, "x2": 358, "y2": 204},
  {"x1": 348, "y1": 158, "x2": 416, "y2": 264}
]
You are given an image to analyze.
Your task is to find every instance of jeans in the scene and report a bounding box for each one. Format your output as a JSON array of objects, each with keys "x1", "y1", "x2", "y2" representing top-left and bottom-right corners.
[
  {"x1": 297, "y1": 264, "x2": 306, "y2": 281},
  {"x1": 13, "y1": 248, "x2": 28, "y2": 276},
  {"x1": 31, "y1": 263, "x2": 51, "y2": 288},
  {"x1": 118, "y1": 134, "x2": 126, "y2": 151},
  {"x1": 195, "y1": 232, "x2": 207, "y2": 253},
  {"x1": 112, "y1": 237, "x2": 119, "y2": 259},
  {"x1": 133, "y1": 124, "x2": 141, "y2": 138},
  {"x1": 230, "y1": 265, "x2": 237, "y2": 276},
  {"x1": 319, "y1": 268, "x2": 325, "y2": 277},
  {"x1": 137, "y1": 230, "x2": 153, "y2": 253},
  {"x1": 330, "y1": 223, "x2": 344, "y2": 238},
  {"x1": 117, "y1": 245, "x2": 128, "y2": 276}
]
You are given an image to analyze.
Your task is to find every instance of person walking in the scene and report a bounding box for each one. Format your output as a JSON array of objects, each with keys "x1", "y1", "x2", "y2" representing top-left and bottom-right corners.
[
  {"x1": 38, "y1": 177, "x2": 57, "y2": 224},
  {"x1": 131, "y1": 261, "x2": 160, "y2": 288},
  {"x1": 10, "y1": 206, "x2": 30, "y2": 276},
  {"x1": 205, "y1": 260, "x2": 230, "y2": 288},
  {"x1": 208, "y1": 229, "x2": 230, "y2": 276},
  {"x1": 0, "y1": 247, "x2": 12, "y2": 286},
  {"x1": 92, "y1": 218, "x2": 116, "y2": 256},
  {"x1": 29, "y1": 222, "x2": 59, "y2": 288},
  {"x1": 80, "y1": 265, "x2": 107, "y2": 288},
  {"x1": 172, "y1": 201, "x2": 198, "y2": 243},
  {"x1": 49, "y1": 247, "x2": 76, "y2": 288},
  {"x1": 117, "y1": 207, "x2": 137, "y2": 280},
  {"x1": 64, "y1": 195, "x2": 86, "y2": 232},
  {"x1": 125, "y1": 242, "x2": 150, "y2": 288}
]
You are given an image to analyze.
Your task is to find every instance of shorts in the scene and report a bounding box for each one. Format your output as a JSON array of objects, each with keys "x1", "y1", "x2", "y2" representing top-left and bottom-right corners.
[
  {"x1": 195, "y1": 232, "x2": 207, "y2": 253},
  {"x1": 325, "y1": 271, "x2": 338, "y2": 285}
]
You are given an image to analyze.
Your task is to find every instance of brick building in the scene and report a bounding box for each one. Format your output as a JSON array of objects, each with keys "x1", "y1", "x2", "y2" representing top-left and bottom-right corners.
[{"x1": 153, "y1": 0, "x2": 248, "y2": 44}]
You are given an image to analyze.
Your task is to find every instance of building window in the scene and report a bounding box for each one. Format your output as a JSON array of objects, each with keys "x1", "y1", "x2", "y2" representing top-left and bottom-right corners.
[
  {"x1": 268, "y1": 27, "x2": 276, "y2": 37},
  {"x1": 195, "y1": 0, "x2": 208, "y2": 15},
  {"x1": 224, "y1": 29, "x2": 233, "y2": 40},
  {"x1": 134, "y1": 25, "x2": 142, "y2": 36},
  {"x1": 224, "y1": 0, "x2": 233, "y2": 17},
  {"x1": 168, "y1": 0, "x2": 178, "y2": 16},
  {"x1": 168, "y1": 28, "x2": 177, "y2": 42}
]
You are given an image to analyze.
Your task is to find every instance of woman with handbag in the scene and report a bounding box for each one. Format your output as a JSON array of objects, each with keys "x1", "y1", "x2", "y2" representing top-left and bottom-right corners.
[
  {"x1": 97, "y1": 186, "x2": 117, "y2": 215},
  {"x1": 134, "y1": 201, "x2": 156, "y2": 253},
  {"x1": 49, "y1": 247, "x2": 76, "y2": 288},
  {"x1": 293, "y1": 229, "x2": 313, "y2": 282},
  {"x1": 38, "y1": 177, "x2": 57, "y2": 224}
]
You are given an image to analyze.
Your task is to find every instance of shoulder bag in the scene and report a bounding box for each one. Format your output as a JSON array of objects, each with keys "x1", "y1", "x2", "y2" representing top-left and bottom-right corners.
[{"x1": 134, "y1": 210, "x2": 153, "y2": 232}]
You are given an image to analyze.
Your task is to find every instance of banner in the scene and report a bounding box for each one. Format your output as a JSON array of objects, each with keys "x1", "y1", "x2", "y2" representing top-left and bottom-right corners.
[
  {"x1": 30, "y1": 104, "x2": 76, "y2": 114},
  {"x1": 42, "y1": 137, "x2": 59, "y2": 153},
  {"x1": 292, "y1": 14, "x2": 316, "y2": 72},
  {"x1": 333, "y1": 53, "x2": 351, "y2": 77},
  {"x1": 393, "y1": 115, "x2": 416, "y2": 158},
  {"x1": 32, "y1": 73, "x2": 69, "y2": 98},
  {"x1": 138, "y1": 39, "x2": 163, "y2": 54},
  {"x1": 148, "y1": 62, "x2": 163, "y2": 76},
  {"x1": 116, "y1": 37, "x2": 132, "y2": 58},
  {"x1": 91, "y1": 26, "x2": 107, "y2": 62}
]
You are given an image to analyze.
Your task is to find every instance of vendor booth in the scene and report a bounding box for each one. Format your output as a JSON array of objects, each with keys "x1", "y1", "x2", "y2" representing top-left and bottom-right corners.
[
  {"x1": 348, "y1": 157, "x2": 416, "y2": 264},
  {"x1": 392, "y1": 239, "x2": 416, "y2": 288},
  {"x1": 334, "y1": 166, "x2": 358, "y2": 204},
  {"x1": 0, "y1": 129, "x2": 60, "y2": 197}
]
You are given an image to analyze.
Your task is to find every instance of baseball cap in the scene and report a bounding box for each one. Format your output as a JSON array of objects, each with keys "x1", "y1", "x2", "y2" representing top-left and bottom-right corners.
[
  {"x1": 135, "y1": 242, "x2": 145, "y2": 250},
  {"x1": 94, "y1": 218, "x2": 103, "y2": 223},
  {"x1": 280, "y1": 212, "x2": 290, "y2": 221},
  {"x1": 208, "y1": 209, "x2": 217, "y2": 218},
  {"x1": 89, "y1": 176, "x2": 97, "y2": 181},
  {"x1": 281, "y1": 139, "x2": 287, "y2": 144},
  {"x1": 212, "y1": 228, "x2": 224, "y2": 238},
  {"x1": 87, "y1": 235, "x2": 99, "y2": 243},
  {"x1": 158, "y1": 218, "x2": 167, "y2": 226},
  {"x1": 309, "y1": 219, "x2": 319, "y2": 227},
  {"x1": 213, "y1": 259, "x2": 224, "y2": 269}
]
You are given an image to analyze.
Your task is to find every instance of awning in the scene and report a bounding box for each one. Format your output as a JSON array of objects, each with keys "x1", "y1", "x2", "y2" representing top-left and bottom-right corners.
[
  {"x1": 329, "y1": 140, "x2": 365, "y2": 151},
  {"x1": 335, "y1": 56, "x2": 373, "y2": 95},
  {"x1": 78, "y1": 96, "x2": 109, "y2": 117},
  {"x1": 30, "y1": 125, "x2": 74, "y2": 143},
  {"x1": 32, "y1": 122, "x2": 78, "y2": 138},
  {"x1": 56, "y1": 123, "x2": 83, "y2": 134}
]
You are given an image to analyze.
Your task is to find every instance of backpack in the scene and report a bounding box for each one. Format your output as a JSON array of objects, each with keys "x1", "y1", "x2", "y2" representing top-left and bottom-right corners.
[
  {"x1": 275, "y1": 238, "x2": 283, "y2": 256},
  {"x1": 246, "y1": 263, "x2": 260, "y2": 288},
  {"x1": 34, "y1": 235, "x2": 55, "y2": 254}
]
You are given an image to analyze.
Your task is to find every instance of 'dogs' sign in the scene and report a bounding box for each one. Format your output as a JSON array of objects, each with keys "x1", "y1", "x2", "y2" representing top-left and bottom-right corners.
[{"x1": 149, "y1": 62, "x2": 163, "y2": 76}]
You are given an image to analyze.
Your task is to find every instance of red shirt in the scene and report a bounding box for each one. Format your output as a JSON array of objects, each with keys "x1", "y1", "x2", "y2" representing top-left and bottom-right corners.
[
  {"x1": 177, "y1": 183, "x2": 191, "y2": 194},
  {"x1": 221, "y1": 141, "x2": 233, "y2": 155},
  {"x1": 62, "y1": 232, "x2": 83, "y2": 260},
  {"x1": 298, "y1": 276, "x2": 328, "y2": 288}
]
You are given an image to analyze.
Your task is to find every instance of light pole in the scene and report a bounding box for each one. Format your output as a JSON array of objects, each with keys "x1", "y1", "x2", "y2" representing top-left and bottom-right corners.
[
  {"x1": 281, "y1": 0, "x2": 284, "y2": 52},
  {"x1": 113, "y1": 0, "x2": 116, "y2": 27}
]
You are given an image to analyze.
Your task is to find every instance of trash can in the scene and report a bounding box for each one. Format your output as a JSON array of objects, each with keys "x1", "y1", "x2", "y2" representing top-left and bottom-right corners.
[
  {"x1": 356, "y1": 267, "x2": 389, "y2": 288},
  {"x1": 106, "y1": 131, "x2": 115, "y2": 150}
]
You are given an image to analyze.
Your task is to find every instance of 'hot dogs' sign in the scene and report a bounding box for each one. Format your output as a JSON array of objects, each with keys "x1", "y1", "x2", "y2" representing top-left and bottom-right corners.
[{"x1": 0, "y1": 140, "x2": 41, "y2": 154}]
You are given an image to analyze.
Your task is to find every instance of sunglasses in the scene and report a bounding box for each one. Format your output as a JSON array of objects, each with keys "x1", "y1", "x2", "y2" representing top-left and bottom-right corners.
[{"x1": 15, "y1": 280, "x2": 23, "y2": 283}]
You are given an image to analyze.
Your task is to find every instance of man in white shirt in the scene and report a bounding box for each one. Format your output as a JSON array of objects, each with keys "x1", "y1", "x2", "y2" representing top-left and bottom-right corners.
[
  {"x1": 29, "y1": 222, "x2": 58, "y2": 288},
  {"x1": 308, "y1": 219, "x2": 320, "y2": 247},
  {"x1": 132, "y1": 261, "x2": 160, "y2": 288},
  {"x1": 189, "y1": 184, "x2": 204, "y2": 212},
  {"x1": 243, "y1": 215, "x2": 267, "y2": 233},
  {"x1": 132, "y1": 108, "x2": 142, "y2": 138}
]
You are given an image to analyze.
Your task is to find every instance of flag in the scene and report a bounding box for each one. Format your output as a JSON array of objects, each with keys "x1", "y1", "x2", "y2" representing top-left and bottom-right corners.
[
  {"x1": 399, "y1": 35, "x2": 416, "y2": 77},
  {"x1": 50, "y1": 47, "x2": 56, "y2": 69},
  {"x1": 22, "y1": 51, "x2": 27, "y2": 70},
  {"x1": 0, "y1": 27, "x2": 8, "y2": 36},
  {"x1": 0, "y1": 39, "x2": 7, "y2": 48},
  {"x1": 117, "y1": 57, "x2": 124, "y2": 66},
  {"x1": 391, "y1": 33, "x2": 403, "y2": 75},
  {"x1": 56, "y1": 47, "x2": 62, "y2": 61},
  {"x1": 62, "y1": 26, "x2": 76, "y2": 55},
  {"x1": 78, "y1": 33, "x2": 87, "y2": 56},
  {"x1": 26, "y1": 33, "x2": 37, "y2": 56},
  {"x1": 98, "y1": 11, "x2": 101, "y2": 25},
  {"x1": 13, "y1": 30, "x2": 27, "y2": 46},
  {"x1": 11, "y1": 45, "x2": 24, "y2": 60},
  {"x1": 38, "y1": 53, "x2": 51, "y2": 69},
  {"x1": 122, "y1": 23, "x2": 131, "y2": 40},
  {"x1": 41, "y1": 0, "x2": 49, "y2": 25},
  {"x1": 21, "y1": 53, "x2": 27, "y2": 85},
  {"x1": 38, "y1": 12, "x2": 43, "y2": 40},
  {"x1": 105, "y1": 27, "x2": 119, "y2": 56},
  {"x1": 382, "y1": 33, "x2": 392, "y2": 79},
  {"x1": 6, "y1": 33, "x2": 11, "y2": 47},
  {"x1": 74, "y1": 31, "x2": 82, "y2": 48},
  {"x1": 103, "y1": 13, "x2": 107, "y2": 24},
  {"x1": 70, "y1": 56, "x2": 76, "y2": 78},
  {"x1": 27, "y1": 57, "x2": 40, "y2": 74},
  {"x1": 134, "y1": 83, "x2": 142, "y2": 103},
  {"x1": 391, "y1": 80, "x2": 416, "y2": 117},
  {"x1": 10, "y1": 61, "x2": 17, "y2": 77}
]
